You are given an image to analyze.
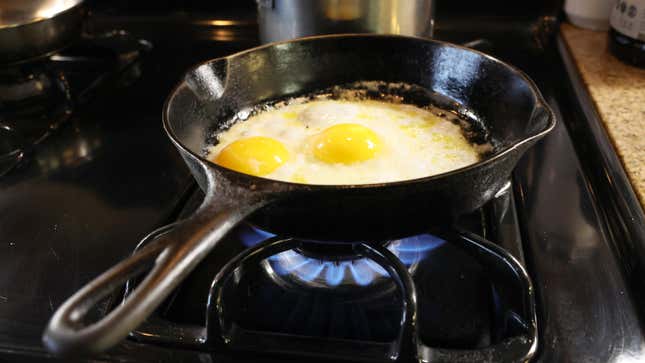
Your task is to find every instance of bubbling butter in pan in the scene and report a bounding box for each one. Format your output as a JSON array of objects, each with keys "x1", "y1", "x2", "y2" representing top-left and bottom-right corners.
[{"x1": 207, "y1": 97, "x2": 487, "y2": 185}]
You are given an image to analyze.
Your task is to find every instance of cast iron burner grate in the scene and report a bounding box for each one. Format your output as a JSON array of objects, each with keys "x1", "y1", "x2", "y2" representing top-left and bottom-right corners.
[{"x1": 121, "y1": 181, "x2": 536, "y2": 362}]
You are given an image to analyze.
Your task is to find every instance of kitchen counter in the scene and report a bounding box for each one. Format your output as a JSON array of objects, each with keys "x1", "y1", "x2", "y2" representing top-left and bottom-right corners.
[{"x1": 560, "y1": 23, "x2": 645, "y2": 206}]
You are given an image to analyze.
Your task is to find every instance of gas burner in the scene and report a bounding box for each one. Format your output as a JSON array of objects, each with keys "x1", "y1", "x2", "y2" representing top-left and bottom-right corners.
[
  {"x1": 0, "y1": 66, "x2": 66, "y2": 107},
  {"x1": 123, "y1": 190, "x2": 536, "y2": 363},
  {"x1": 0, "y1": 63, "x2": 71, "y2": 175},
  {"x1": 240, "y1": 225, "x2": 445, "y2": 289},
  {"x1": 0, "y1": 31, "x2": 149, "y2": 177},
  {"x1": 0, "y1": 65, "x2": 72, "y2": 134}
]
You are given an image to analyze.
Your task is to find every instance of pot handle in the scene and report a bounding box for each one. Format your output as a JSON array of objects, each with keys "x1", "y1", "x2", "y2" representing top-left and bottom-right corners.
[{"x1": 42, "y1": 185, "x2": 268, "y2": 356}]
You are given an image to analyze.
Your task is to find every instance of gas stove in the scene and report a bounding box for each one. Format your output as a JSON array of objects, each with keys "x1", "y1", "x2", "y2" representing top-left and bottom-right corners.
[{"x1": 1, "y1": 3, "x2": 645, "y2": 363}]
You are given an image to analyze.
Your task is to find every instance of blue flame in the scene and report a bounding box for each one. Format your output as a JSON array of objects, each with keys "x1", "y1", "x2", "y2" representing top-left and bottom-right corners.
[
  {"x1": 239, "y1": 226, "x2": 445, "y2": 287},
  {"x1": 349, "y1": 260, "x2": 376, "y2": 286},
  {"x1": 325, "y1": 262, "x2": 347, "y2": 286},
  {"x1": 239, "y1": 225, "x2": 276, "y2": 246}
]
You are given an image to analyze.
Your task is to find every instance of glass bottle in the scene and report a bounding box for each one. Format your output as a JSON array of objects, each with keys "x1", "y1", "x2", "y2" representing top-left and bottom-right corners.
[{"x1": 609, "y1": 0, "x2": 645, "y2": 68}]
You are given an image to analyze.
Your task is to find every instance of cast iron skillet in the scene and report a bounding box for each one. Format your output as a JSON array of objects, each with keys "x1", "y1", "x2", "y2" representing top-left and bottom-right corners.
[{"x1": 43, "y1": 34, "x2": 555, "y2": 356}]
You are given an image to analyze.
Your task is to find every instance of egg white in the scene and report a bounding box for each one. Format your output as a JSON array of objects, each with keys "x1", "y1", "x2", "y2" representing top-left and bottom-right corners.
[{"x1": 207, "y1": 100, "x2": 481, "y2": 185}]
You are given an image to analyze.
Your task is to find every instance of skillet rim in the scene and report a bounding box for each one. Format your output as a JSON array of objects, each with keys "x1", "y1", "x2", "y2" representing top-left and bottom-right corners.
[{"x1": 162, "y1": 33, "x2": 556, "y2": 191}]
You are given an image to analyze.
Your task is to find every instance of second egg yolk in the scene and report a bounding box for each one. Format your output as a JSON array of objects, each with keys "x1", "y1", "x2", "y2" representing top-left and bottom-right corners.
[
  {"x1": 312, "y1": 123, "x2": 381, "y2": 164},
  {"x1": 214, "y1": 136, "x2": 289, "y2": 177}
]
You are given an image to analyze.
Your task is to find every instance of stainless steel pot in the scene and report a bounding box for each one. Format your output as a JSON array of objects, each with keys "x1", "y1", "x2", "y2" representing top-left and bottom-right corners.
[
  {"x1": 256, "y1": 0, "x2": 435, "y2": 43},
  {"x1": 0, "y1": 0, "x2": 85, "y2": 64}
]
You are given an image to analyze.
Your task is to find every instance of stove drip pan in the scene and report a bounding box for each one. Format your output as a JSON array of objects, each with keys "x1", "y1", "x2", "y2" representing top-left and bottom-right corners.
[{"x1": 121, "y1": 183, "x2": 536, "y2": 362}]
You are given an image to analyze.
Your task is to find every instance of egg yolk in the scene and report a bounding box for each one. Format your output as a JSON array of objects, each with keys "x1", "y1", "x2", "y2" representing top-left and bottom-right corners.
[
  {"x1": 215, "y1": 136, "x2": 289, "y2": 176},
  {"x1": 312, "y1": 123, "x2": 381, "y2": 164}
]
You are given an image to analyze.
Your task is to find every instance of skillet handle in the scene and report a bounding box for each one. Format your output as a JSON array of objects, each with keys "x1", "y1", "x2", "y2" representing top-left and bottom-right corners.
[{"x1": 42, "y1": 188, "x2": 267, "y2": 356}]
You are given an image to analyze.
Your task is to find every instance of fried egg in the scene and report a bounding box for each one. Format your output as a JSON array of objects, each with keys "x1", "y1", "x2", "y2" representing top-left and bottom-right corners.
[{"x1": 207, "y1": 99, "x2": 482, "y2": 185}]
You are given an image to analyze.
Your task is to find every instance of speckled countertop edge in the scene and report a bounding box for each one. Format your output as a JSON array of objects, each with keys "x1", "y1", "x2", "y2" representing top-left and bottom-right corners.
[{"x1": 560, "y1": 23, "x2": 645, "y2": 207}]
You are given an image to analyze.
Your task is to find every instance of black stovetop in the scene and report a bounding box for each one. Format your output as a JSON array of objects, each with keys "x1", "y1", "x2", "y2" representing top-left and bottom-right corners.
[{"x1": 1, "y1": 8, "x2": 645, "y2": 363}]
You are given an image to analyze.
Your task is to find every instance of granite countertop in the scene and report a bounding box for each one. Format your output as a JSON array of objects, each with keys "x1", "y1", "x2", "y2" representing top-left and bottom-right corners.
[{"x1": 560, "y1": 23, "x2": 645, "y2": 206}]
